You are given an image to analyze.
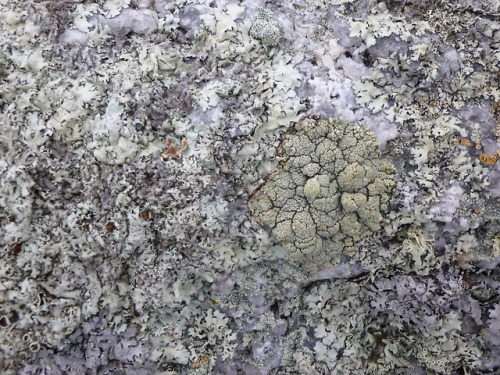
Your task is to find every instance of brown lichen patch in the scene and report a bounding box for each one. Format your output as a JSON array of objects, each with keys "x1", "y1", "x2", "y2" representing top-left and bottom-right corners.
[
  {"x1": 191, "y1": 355, "x2": 210, "y2": 369},
  {"x1": 490, "y1": 99, "x2": 500, "y2": 121},
  {"x1": 105, "y1": 221, "x2": 116, "y2": 233},
  {"x1": 140, "y1": 209, "x2": 152, "y2": 221},
  {"x1": 161, "y1": 139, "x2": 188, "y2": 159},
  {"x1": 10, "y1": 242, "x2": 23, "y2": 256}
]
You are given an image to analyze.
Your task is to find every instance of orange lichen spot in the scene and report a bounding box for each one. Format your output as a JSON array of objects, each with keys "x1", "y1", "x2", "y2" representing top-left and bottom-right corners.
[
  {"x1": 459, "y1": 138, "x2": 474, "y2": 147},
  {"x1": 161, "y1": 139, "x2": 188, "y2": 159},
  {"x1": 479, "y1": 152, "x2": 499, "y2": 165}
]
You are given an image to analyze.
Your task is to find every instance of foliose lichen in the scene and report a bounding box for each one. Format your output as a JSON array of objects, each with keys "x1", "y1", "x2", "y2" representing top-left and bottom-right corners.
[{"x1": 1, "y1": 0, "x2": 499, "y2": 373}]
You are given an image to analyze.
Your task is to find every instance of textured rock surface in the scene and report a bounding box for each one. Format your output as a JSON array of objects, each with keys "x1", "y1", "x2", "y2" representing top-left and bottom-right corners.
[{"x1": 0, "y1": 0, "x2": 499, "y2": 374}]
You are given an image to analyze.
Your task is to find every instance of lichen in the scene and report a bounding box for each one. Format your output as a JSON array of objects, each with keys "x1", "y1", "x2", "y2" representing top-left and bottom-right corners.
[
  {"x1": 1, "y1": 0, "x2": 499, "y2": 373},
  {"x1": 248, "y1": 117, "x2": 395, "y2": 271},
  {"x1": 249, "y1": 8, "x2": 284, "y2": 48}
]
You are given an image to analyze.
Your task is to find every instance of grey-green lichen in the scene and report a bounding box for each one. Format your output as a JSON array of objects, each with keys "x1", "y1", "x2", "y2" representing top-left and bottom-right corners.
[
  {"x1": 249, "y1": 8, "x2": 284, "y2": 47},
  {"x1": 248, "y1": 117, "x2": 395, "y2": 270}
]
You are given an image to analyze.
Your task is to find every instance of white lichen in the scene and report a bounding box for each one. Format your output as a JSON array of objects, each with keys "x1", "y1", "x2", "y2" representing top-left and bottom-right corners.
[{"x1": 249, "y1": 8, "x2": 284, "y2": 47}]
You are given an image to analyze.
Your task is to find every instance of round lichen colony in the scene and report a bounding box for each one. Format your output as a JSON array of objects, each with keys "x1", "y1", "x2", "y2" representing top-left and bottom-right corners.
[
  {"x1": 249, "y1": 8, "x2": 284, "y2": 47},
  {"x1": 248, "y1": 118, "x2": 395, "y2": 270}
]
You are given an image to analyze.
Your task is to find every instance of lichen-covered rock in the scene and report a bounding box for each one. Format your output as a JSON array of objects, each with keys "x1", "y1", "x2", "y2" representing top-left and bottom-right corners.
[
  {"x1": 1, "y1": 0, "x2": 499, "y2": 373},
  {"x1": 248, "y1": 117, "x2": 395, "y2": 270}
]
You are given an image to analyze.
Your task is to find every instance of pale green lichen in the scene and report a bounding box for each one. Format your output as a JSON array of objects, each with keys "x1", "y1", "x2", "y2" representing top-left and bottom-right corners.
[
  {"x1": 304, "y1": 177, "x2": 321, "y2": 199},
  {"x1": 248, "y1": 117, "x2": 395, "y2": 271}
]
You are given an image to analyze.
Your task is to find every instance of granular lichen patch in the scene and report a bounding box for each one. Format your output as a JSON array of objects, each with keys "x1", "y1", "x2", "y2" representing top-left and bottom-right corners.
[{"x1": 248, "y1": 117, "x2": 395, "y2": 270}]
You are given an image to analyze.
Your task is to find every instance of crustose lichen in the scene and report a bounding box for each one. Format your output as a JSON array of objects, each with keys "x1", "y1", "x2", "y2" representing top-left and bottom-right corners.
[
  {"x1": 248, "y1": 117, "x2": 395, "y2": 271},
  {"x1": 249, "y1": 8, "x2": 284, "y2": 47}
]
